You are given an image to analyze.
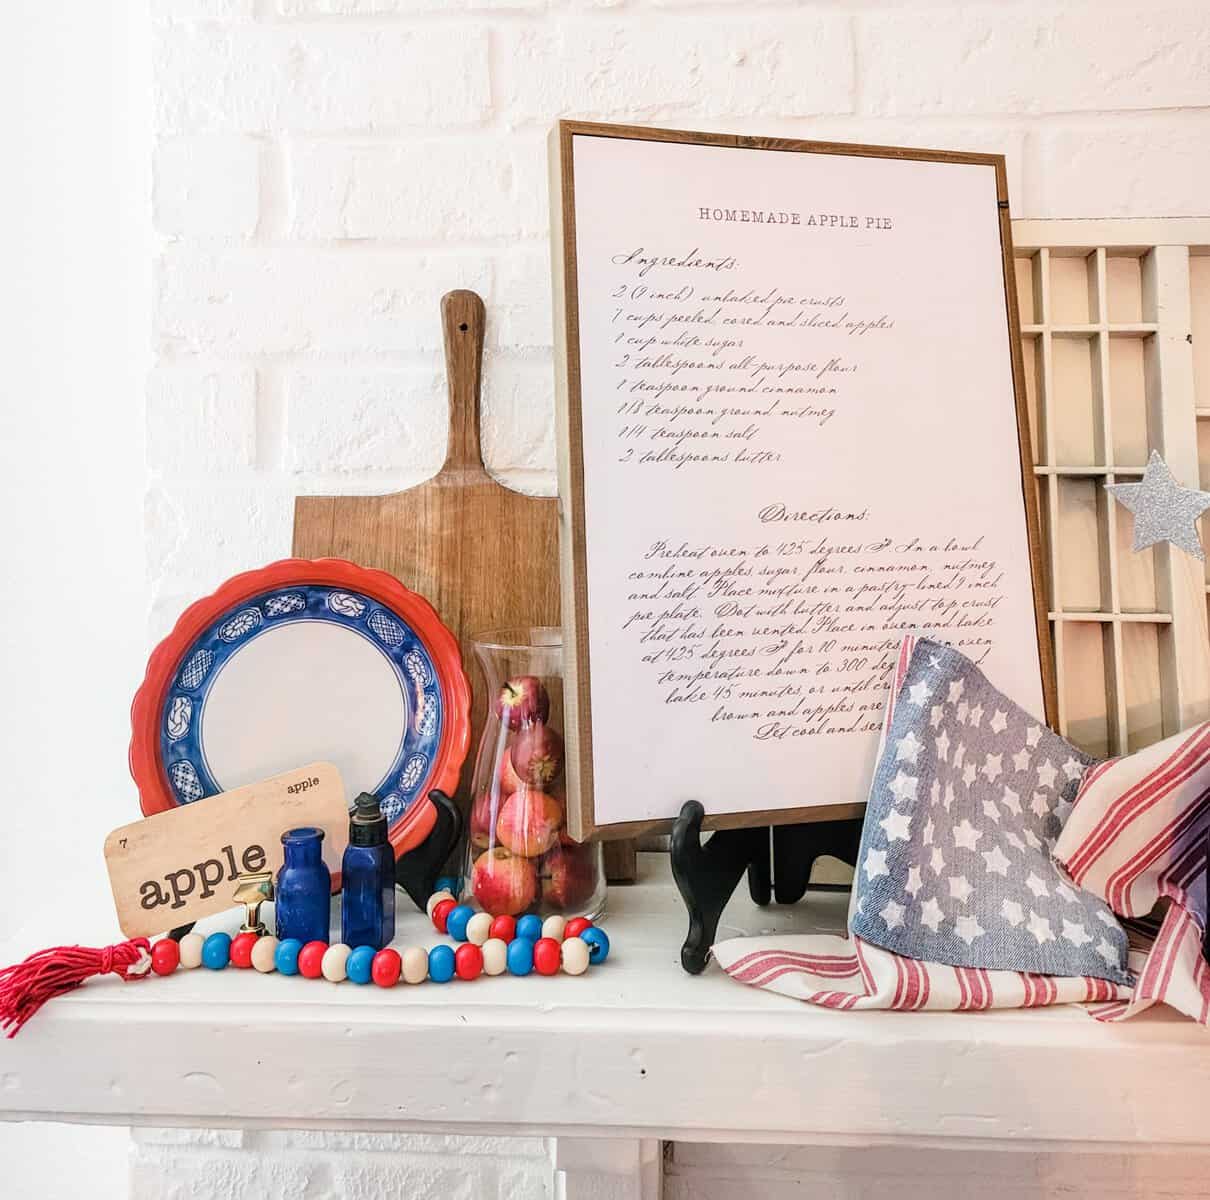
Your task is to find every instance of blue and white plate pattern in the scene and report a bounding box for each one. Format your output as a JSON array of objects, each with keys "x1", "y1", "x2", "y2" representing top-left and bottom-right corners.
[{"x1": 159, "y1": 584, "x2": 444, "y2": 829}]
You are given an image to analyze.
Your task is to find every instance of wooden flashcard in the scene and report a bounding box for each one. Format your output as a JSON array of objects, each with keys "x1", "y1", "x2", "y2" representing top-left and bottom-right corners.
[{"x1": 104, "y1": 762, "x2": 348, "y2": 938}]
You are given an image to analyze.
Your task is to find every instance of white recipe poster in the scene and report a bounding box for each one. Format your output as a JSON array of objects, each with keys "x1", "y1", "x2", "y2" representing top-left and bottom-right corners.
[{"x1": 552, "y1": 127, "x2": 1048, "y2": 837}]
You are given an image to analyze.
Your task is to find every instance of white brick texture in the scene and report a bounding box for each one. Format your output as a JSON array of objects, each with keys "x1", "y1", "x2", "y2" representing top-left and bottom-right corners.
[{"x1": 143, "y1": 1, "x2": 1210, "y2": 1196}]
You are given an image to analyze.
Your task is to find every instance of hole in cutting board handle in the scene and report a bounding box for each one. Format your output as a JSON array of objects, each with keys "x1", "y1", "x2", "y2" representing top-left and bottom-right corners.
[{"x1": 459, "y1": 322, "x2": 468, "y2": 332}]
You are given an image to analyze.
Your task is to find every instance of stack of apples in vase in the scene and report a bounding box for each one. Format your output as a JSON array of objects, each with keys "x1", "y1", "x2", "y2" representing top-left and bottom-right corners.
[{"x1": 464, "y1": 629, "x2": 605, "y2": 921}]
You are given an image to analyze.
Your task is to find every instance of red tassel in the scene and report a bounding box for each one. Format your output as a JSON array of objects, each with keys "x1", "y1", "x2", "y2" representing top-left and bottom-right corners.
[{"x1": 0, "y1": 939, "x2": 153, "y2": 1037}]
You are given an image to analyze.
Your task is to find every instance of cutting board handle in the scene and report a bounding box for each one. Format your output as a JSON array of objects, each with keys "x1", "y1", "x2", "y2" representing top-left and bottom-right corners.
[{"x1": 440, "y1": 289, "x2": 487, "y2": 477}]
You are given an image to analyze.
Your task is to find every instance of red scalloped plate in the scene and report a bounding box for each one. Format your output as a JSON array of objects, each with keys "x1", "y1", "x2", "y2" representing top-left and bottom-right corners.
[{"x1": 129, "y1": 558, "x2": 470, "y2": 860}]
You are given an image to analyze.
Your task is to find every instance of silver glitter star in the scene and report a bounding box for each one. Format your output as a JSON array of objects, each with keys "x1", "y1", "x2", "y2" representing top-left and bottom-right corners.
[{"x1": 1105, "y1": 451, "x2": 1210, "y2": 562}]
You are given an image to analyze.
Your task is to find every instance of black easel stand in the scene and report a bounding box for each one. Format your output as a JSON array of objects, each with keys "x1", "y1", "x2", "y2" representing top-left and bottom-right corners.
[{"x1": 670, "y1": 800, "x2": 863, "y2": 974}]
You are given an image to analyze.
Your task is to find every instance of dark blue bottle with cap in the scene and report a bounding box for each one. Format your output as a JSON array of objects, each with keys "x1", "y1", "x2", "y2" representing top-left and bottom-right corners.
[
  {"x1": 275, "y1": 827, "x2": 331, "y2": 944},
  {"x1": 341, "y1": 793, "x2": 396, "y2": 950}
]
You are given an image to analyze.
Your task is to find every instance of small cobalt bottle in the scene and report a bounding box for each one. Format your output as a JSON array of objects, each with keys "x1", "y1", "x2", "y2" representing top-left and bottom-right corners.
[
  {"x1": 275, "y1": 827, "x2": 331, "y2": 945},
  {"x1": 341, "y1": 793, "x2": 396, "y2": 951}
]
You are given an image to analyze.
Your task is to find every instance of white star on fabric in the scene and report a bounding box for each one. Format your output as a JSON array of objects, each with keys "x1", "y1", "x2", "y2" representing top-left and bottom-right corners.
[
  {"x1": 1012, "y1": 748, "x2": 1032, "y2": 772},
  {"x1": 1062, "y1": 919, "x2": 1092, "y2": 947},
  {"x1": 930, "y1": 847, "x2": 946, "y2": 874},
  {"x1": 935, "y1": 729, "x2": 951, "y2": 762},
  {"x1": 923, "y1": 818, "x2": 935, "y2": 846},
  {"x1": 982, "y1": 845, "x2": 1011, "y2": 876},
  {"x1": 962, "y1": 762, "x2": 977, "y2": 787},
  {"x1": 942, "y1": 783, "x2": 955, "y2": 812},
  {"x1": 1001, "y1": 787, "x2": 1022, "y2": 816},
  {"x1": 1023, "y1": 828, "x2": 1042, "y2": 850},
  {"x1": 1105, "y1": 449, "x2": 1210, "y2": 561},
  {"x1": 929, "y1": 705, "x2": 945, "y2": 730},
  {"x1": 929, "y1": 654, "x2": 943, "y2": 668},
  {"x1": 953, "y1": 819, "x2": 982, "y2": 851},
  {"x1": 1025, "y1": 872, "x2": 1050, "y2": 898},
  {"x1": 948, "y1": 874, "x2": 973, "y2": 904},
  {"x1": 969, "y1": 703, "x2": 984, "y2": 729},
  {"x1": 879, "y1": 807, "x2": 912, "y2": 843},
  {"x1": 1055, "y1": 798, "x2": 1073, "y2": 825},
  {"x1": 955, "y1": 914, "x2": 985, "y2": 945},
  {"x1": 956, "y1": 700, "x2": 970, "y2": 725},
  {"x1": 989, "y1": 709, "x2": 1008, "y2": 734},
  {"x1": 856, "y1": 897, "x2": 865, "y2": 915},
  {"x1": 1096, "y1": 910, "x2": 1117, "y2": 927},
  {"x1": 1026, "y1": 725, "x2": 1042, "y2": 748},
  {"x1": 907, "y1": 680, "x2": 931, "y2": 706},
  {"x1": 1030, "y1": 791, "x2": 1050, "y2": 819},
  {"x1": 953, "y1": 742, "x2": 966, "y2": 769},
  {"x1": 981, "y1": 753, "x2": 1003, "y2": 783},
  {"x1": 1062, "y1": 756, "x2": 1084, "y2": 781},
  {"x1": 981, "y1": 798, "x2": 1002, "y2": 824},
  {"x1": 881, "y1": 900, "x2": 906, "y2": 930},
  {"x1": 1001, "y1": 898, "x2": 1024, "y2": 926},
  {"x1": 896, "y1": 730, "x2": 923, "y2": 765},
  {"x1": 1096, "y1": 937, "x2": 1119, "y2": 965},
  {"x1": 1054, "y1": 881, "x2": 1076, "y2": 903},
  {"x1": 1027, "y1": 911, "x2": 1055, "y2": 944},
  {"x1": 1005, "y1": 831, "x2": 1025, "y2": 852},
  {"x1": 1037, "y1": 760, "x2": 1058, "y2": 789},
  {"x1": 864, "y1": 849, "x2": 888, "y2": 881},
  {"x1": 948, "y1": 678, "x2": 965, "y2": 704},
  {"x1": 905, "y1": 865, "x2": 923, "y2": 897},
  {"x1": 888, "y1": 770, "x2": 918, "y2": 803},
  {"x1": 930, "y1": 779, "x2": 941, "y2": 806},
  {"x1": 920, "y1": 896, "x2": 944, "y2": 932}
]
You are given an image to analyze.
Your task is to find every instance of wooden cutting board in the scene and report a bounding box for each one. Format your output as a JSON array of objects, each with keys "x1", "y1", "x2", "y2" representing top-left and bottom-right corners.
[{"x1": 292, "y1": 290, "x2": 635, "y2": 880}]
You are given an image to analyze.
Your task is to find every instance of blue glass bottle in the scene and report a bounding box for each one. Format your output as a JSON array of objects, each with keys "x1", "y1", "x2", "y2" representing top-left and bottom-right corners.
[
  {"x1": 341, "y1": 793, "x2": 396, "y2": 950},
  {"x1": 275, "y1": 827, "x2": 331, "y2": 944}
]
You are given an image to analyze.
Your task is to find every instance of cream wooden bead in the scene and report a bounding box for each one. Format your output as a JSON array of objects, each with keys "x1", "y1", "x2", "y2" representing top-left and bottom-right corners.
[
  {"x1": 250, "y1": 935, "x2": 279, "y2": 973},
  {"x1": 481, "y1": 938, "x2": 508, "y2": 976},
  {"x1": 178, "y1": 932, "x2": 204, "y2": 969},
  {"x1": 321, "y1": 943, "x2": 351, "y2": 982},
  {"x1": 542, "y1": 915, "x2": 566, "y2": 942},
  {"x1": 401, "y1": 946, "x2": 428, "y2": 984},
  {"x1": 465, "y1": 912, "x2": 493, "y2": 946},
  {"x1": 561, "y1": 936, "x2": 590, "y2": 976},
  {"x1": 426, "y1": 890, "x2": 455, "y2": 919}
]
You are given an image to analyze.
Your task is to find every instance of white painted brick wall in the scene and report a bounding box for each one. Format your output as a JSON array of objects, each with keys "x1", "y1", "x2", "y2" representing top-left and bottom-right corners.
[{"x1": 137, "y1": 1, "x2": 1210, "y2": 1197}]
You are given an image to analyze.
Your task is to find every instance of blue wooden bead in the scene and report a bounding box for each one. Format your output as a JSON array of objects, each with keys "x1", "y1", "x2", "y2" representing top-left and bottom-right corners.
[
  {"x1": 434, "y1": 875, "x2": 461, "y2": 897},
  {"x1": 579, "y1": 926, "x2": 610, "y2": 964},
  {"x1": 515, "y1": 914, "x2": 543, "y2": 943},
  {"x1": 445, "y1": 904, "x2": 474, "y2": 943},
  {"x1": 346, "y1": 945, "x2": 376, "y2": 985},
  {"x1": 275, "y1": 938, "x2": 303, "y2": 976},
  {"x1": 201, "y1": 932, "x2": 231, "y2": 970},
  {"x1": 428, "y1": 944, "x2": 456, "y2": 983},
  {"x1": 506, "y1": 936, "x2": 535, "y2": 976}
]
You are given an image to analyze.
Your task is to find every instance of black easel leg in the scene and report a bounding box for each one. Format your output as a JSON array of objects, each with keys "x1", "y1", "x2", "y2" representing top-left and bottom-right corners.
[
  {"x1": 771, "y1": 820, "x2": 864, "y2": 905},
  {"x1": 670, "y1": 801, "x2": 767, "y2": 974},
  {"x1": 396, "y1": 789, "x2": 464, "y2": 912}
]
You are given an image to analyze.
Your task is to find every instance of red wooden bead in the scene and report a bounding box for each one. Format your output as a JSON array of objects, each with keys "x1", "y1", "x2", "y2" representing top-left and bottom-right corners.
[
  {"x1": 533, "y1": 937, "x2": 561, "y2": 976},
  {"x1": 298, "y1": 940, "x2": 328, "y2": 979},
  {"x1": 432, "y1": 898, "x2": 457, "y2": 933},
  {"x1": 489, "y1": 915, "x2": 516, "y2": 942},
  {"x1": 371, "y1": 948, "x2": 402, "y2": 988},
  {"x1": 229, "y1": 932, "x2": 258, "y2": 969},
  {"x1": 151, "y1": 938, "x2": 180, "y2": 976},
  {"x1": 563, "y1": 917, "x2": 593, "y2": 940},
  {"x1": 455, "y1": 943, "x2": 484, "y2": 981}
]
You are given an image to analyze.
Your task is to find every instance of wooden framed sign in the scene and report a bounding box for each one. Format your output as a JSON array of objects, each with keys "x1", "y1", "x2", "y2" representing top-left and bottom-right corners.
[{"x1": 549, "y1": 121, "x2": 1056, "y2": 842}]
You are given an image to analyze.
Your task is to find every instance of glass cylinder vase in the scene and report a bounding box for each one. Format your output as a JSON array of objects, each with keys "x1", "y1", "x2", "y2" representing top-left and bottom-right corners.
[{"x1": 462, "y1": 628, "x2": 605, "y2": 922}]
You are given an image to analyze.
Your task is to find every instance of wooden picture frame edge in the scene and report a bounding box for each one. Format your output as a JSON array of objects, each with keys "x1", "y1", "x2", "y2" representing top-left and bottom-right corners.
[{"x1": 549, "y1": 118, "x2": 1056, "y2": 843}]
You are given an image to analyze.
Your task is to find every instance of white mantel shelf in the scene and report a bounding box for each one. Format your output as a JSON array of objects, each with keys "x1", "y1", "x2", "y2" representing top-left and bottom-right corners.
[{"x1": 1, "y1": 854, "x2": 1208, "y2": 1195}]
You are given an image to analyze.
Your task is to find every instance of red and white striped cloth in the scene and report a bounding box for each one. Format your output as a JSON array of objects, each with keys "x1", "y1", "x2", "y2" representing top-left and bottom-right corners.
[{"x1": 714, "y1": 637, "x2": 1209, "y2": 1025}]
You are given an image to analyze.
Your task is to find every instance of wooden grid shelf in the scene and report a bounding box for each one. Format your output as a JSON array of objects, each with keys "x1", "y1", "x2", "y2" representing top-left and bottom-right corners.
[{"x1": 1012, "y1": 219, "x2": 1210, "y2": 760}]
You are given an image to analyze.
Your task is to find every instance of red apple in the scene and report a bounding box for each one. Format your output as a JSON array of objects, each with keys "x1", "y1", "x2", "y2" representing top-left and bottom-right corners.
[
  {"x1": 469, "y1": 789, "x2": 499, "y2": 851},
  {"x1": 539, "y1": 841, "x2": 597, "y2": 910},
  {"x1": 496, "y1": 789, "x2": 564, "y2": 858},
  {"x1": 471, "y1": 848, "x2": 537, "y2": 917},
  {"x1": 496, "y1": 751, "x2": 524, "y2": 797},
  {"x1": 493, "y1": 675, "x2": 550, "y2": 731},
  {"x1": 510, "y1": 721, "x2": 565, "y2": 788}
]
